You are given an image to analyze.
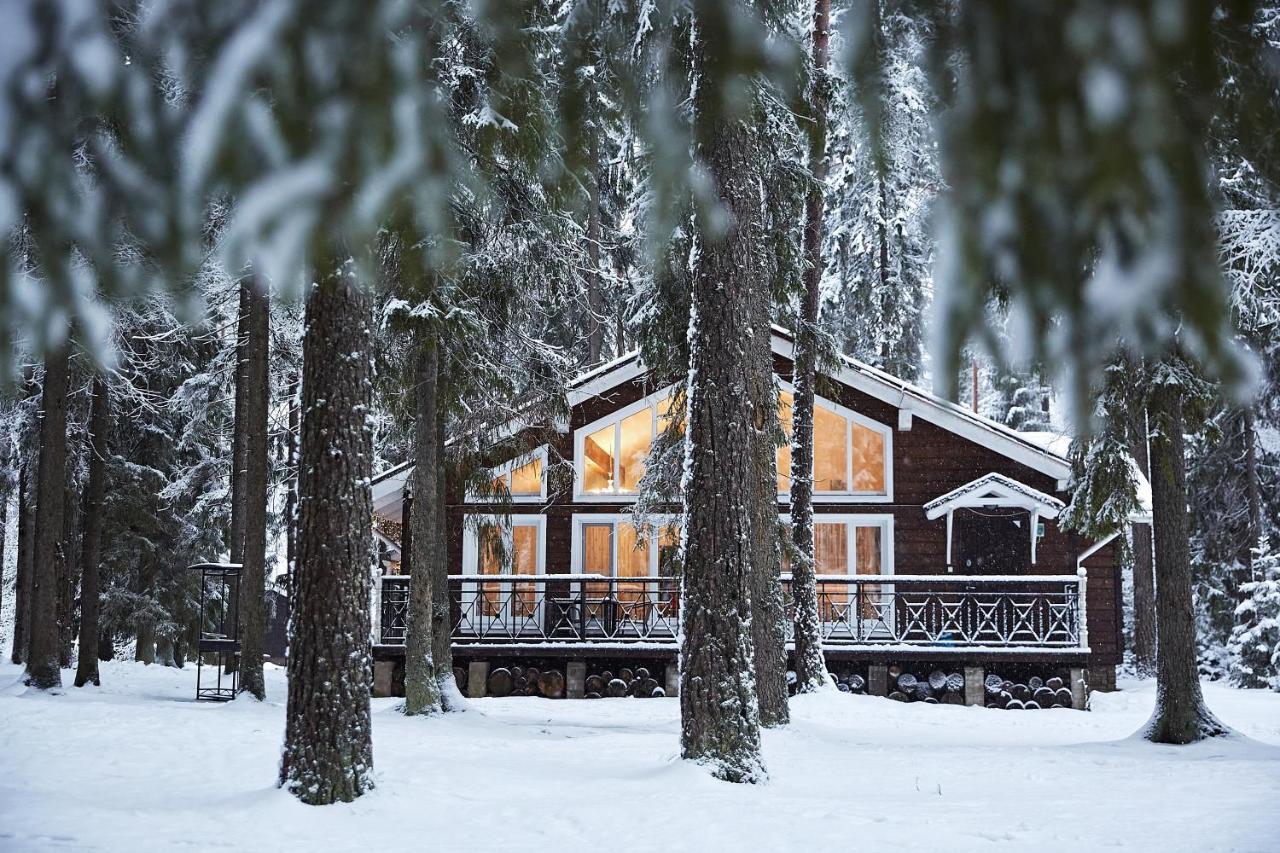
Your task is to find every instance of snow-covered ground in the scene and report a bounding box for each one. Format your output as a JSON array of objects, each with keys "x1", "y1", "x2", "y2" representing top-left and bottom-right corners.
[{"x1": 1, "y1": 661, "x2": 1277, "y2": 852}]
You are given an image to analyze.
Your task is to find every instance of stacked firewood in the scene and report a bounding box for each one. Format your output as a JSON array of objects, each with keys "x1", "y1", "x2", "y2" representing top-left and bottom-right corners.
[
  {"x1": 583, "y1": 666, "x2": 665, "y2": 699},
  {"x1": 885, "y1": 666, "x2": 968, "y2": 705},
  {"x1": 983, "y1": 673, "x2": 1073, "y2": 709},
  {"x1": 832, "y1": 671, "x2": 867, "y2": 694},
  {"x1": 486, "y1": 665, "x2": 568, "y2": 698}
]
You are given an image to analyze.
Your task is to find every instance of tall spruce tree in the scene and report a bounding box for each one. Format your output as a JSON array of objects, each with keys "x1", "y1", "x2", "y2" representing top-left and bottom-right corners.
[
  {"x1": 24, "y1": 343, "x2": 70, "y2": 690},
  {"x1": 236, "y1": 279, "x2": 270, "y2": 700},
  {"x1": 73, "y1": 376, "x2": 109, "y2": 688},
  {"x1": 280, "y1": 257, "x2": 376, "y2": 803},
  {"x1": 790, "y1": 0, "x2": 834, "y2": 695}
]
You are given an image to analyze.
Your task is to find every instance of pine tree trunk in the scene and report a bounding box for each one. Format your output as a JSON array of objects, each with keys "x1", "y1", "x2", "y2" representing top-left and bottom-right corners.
[
  {"x1": 1145, "y1": 375, "x2": 1225, "y2": 743},
  {"x1": 285, "y1": 372, "x2": 301, "y2": 593},
  {"x1": 431, "y1": 358, "x2": 455, "y2": 705},
  {"x1": 280, "y1": 257, "x2": 375, "y2": 805},
  {"x1": 1127, "y1": 390, "x2": 1157, "y2": 676},
  {"x1": 230, "y1": 281, "x2": 251, "y2": 566},
  {"x1": 25, "y1": 344, "x2": 70, "y2": 689},
  {"x1": 75, "y1": 377, "x2": 109, "y2": 688},
  {"x1": 0, "y1": 444, "x2": 8, "y2": 657},
  {"x1": 10, "y1": 465, "x2": 31, "y2": 664},
  {"x1": 791, "y1": 0, "x2": 832, "y2": 695},
  {"x1": 134, "y1": 629, "x2": 155, "y2": 664},
  {"x1": 237, "y1": 278, "x2": 271, "y2": 700},
  {"x1": 404, "y1": 338, "x2": 442, "y2": 715},
  {"x1": 58, "y1": 478, "x2": 77, "y2": 669},
  {"x1": 1241, "y1": 405, "x2": 1261, "y2": 582},
  {"x1": 678, "y1": 11, "x2": 766, "y2": 780},
  {"x1": 749, "y1": 331, "x2": 788, "y2": 726},
  {"x1": 225, "y1": 282, "x2": 251, "y2": 675}
]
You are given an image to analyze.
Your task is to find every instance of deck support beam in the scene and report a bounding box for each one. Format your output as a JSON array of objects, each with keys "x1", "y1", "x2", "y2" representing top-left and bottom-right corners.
[
  {"x1": 664, "y1": 664, "x2": 679, "y2": 698},
  {"x1": 566, "y1": 661, "x2": 586, "y2": 699},
  {"x1": 868, "y1": 665, "x2": 888, "y2": 697},
  {"x1": 1070, "y1": 667, "x2": 1087, "y2": 710},
  {"x1": 467, "y1": 661, "x2": 490, "y2": 699},
  {"x1": 963, "y1": 665, "x2": 984, "y2": 706}
]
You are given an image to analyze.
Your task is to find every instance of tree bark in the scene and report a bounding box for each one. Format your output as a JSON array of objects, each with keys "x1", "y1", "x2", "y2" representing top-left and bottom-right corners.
[
  {"x1": 404, "y1": 338, "x2": 443, "y2": 715},
  {"x1": 75, "y1": 377, "x2": 109, "y2": 688},
  {"x1": 237, "y1": 277, "x2": 271, "y2": 700},
  {"x1": 432, "y1": 356, "x2": 455, "y2": 706},
  {"x1": 748, "y1": 258, "x2": 787, "y2": 726},
  {"x1": 25, "y1": 343, "x2": 70, "y2": 689},
  {"x1": 1144, "y1": 373, "x2": 1225, "y2": 743},
  {"x1": 678, "y1": 10, "x2": 766, "y2": 781},
  {"x1": 285, "y1": 371, "x2": 301, "y2": 596},
  {"x1": 280, "y1": 257, "x2": 375, "y2": 805},
  {"x1": 58, "y1": 477, "x2": 77, "y2": 669},
  {"x1": 225, "y1": 281, "x2": 251, "y2": 674},
  {"x1": 10, "y1": 465, "x2": 31, "y2": 664},
  {"x1": 229, "y1": 280, "x2": 251, "y2": 566},
  {"x1": 791, "y1": 0, "x2": 832, "y2": 695},
  {"x1": 1128, "y1": 401, "x2": 1156, "y2": 676}
]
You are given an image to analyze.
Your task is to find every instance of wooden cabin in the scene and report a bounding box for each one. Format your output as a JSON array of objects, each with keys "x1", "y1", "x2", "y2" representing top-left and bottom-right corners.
[{"x1": 367, "y1": 328, "x2": 1148, "y2": 708}]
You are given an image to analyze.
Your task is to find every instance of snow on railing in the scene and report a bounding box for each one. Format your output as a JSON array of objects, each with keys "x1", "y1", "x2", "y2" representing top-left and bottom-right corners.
[{"x1": 377, "y1": 572, "x2": 1088, "y2": 651}]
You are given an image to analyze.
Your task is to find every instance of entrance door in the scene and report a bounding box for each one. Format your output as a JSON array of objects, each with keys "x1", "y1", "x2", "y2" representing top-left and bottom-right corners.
[{"x1": 958, "y1": 511, "x2": 1029, "y2": 574}]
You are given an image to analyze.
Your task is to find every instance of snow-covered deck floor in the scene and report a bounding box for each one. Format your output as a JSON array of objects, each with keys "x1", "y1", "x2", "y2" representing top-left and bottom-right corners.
[{"x1": 1, "y1": 661, "x2": 1278, "y2": 852}]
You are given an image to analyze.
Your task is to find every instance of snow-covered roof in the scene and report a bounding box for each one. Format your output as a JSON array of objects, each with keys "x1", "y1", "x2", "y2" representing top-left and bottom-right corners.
[
  {"x1": 372, "y1": 326, "x2": 1084, "y2": 494},
  {"x1": 924, "y1": 472, "x2": 1066, "y2": 520}
]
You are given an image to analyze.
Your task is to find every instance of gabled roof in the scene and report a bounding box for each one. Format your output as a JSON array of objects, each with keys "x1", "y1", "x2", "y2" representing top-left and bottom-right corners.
[
  {"x1": 372, "y1": 326, "x2": 1079, "y2": 491},
  {"x1": 562, "y1": 326, "x2": 1075, "y2": 483},
  {"x1": 924, "y1": 473, "x2": 1066, "y2": 520}
]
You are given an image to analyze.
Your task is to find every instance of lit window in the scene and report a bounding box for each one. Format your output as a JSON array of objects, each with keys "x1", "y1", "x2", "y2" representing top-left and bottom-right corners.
[
  {"x1": 775, "y1": 389, "x2": 888, "y2": 497},
  {"x1": 480, "y1": 452, "x2": 544, "y2": 501},
  {"x1": 576, "y1": 517, "x2": 681, "y2": 609},
  {"x1": 510, "y1": 457, "x2": 542, "y2": 496},
  {"x1": 852, "y1": 425, "x2": 885, "y2": 492},
  {"x1": 579, "y1": 393, "x2": 677, "y2": 496},
  {"x1": 471, "y1": 518, "x2": 540, "y2": 618},
  {"x1": 584, "y1": 424, "x2": 616, "y2": 492},
  {"x1": 814, "y1": 406, "x2": 849, "y2": 491},
  {"x1": 783, "y1": 516, "x2": 891, "y2": 621},
  {"x1": 618, "y1": 409, "x2": 651, "y2": 492}
]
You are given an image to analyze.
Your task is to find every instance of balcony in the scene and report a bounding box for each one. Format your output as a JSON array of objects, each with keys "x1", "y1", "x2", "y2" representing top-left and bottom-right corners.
[{"x1": 377, "y1": 571, "x2": 1089, "y2": 655}]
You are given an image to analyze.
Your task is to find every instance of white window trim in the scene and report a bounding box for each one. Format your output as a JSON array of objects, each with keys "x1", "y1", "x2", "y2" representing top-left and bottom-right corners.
[
  {"x1": 460, "y1": 514, "x2": 548, "y2": 576},
  {"x1": 466, "y1": 446, "x2": 548, "y2": 504},
  {"x1": 781, "y1": 512, "x2": 896, "y2": 578},
  {"x1": 777, "y1": 380, "x2": 894, "y2": 504},
  {"x1": 573, "y1": 386, "x2": 677, "y2": 503},
  {"x1": 569, "y1": 512, "x2": 680, "y2": 576}
]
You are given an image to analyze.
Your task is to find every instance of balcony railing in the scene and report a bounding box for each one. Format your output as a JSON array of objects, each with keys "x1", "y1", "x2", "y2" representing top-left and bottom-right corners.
[{"x1": 378, "y1": 572, "x2": 1088, "y2": 651}]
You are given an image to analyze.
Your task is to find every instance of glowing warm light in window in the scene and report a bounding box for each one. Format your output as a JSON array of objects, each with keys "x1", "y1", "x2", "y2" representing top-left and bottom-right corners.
[
  {"x1": 618, "y1": 409, "x2": 651, "y2": 492},
  {"x1": 774, "y1": 389, "x2": 887, "y2": 496},
  {"x1": 477, "y1": 521, "x2": 538, "y2": 617},
  {"x1": 583, "y1": 423, "x2": 616, "y2": 492},
  {"x1": 510, "y1": 457, "x2": 542, "y2": 496}
]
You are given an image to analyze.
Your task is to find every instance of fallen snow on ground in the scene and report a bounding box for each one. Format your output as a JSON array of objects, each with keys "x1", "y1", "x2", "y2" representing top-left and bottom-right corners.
[{"x1": 1, "y1": 662, "x2": 1277, "y2": 852}]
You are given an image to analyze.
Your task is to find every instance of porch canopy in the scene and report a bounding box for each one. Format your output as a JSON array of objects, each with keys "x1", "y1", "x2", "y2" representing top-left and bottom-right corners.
[{"x1": 924, "y1": 472, "x2": 1065, "y2": 570}]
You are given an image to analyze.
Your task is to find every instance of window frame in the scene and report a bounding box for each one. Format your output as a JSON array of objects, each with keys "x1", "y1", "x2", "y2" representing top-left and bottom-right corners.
[
  {"x1": 776, "y1": 381, "x2": 894, "y2": 504},
  {"x1": 569, "y1": 512, "x2": 681, "y2": 577},
  {"x1": 460, "y1": 513, "x2": 548, "y2": 577},
  {"x1": 573, "y1": 387, "x2": 677, "y2": 502},
  {"x1": 780, "y1": 512, "x2": 896, "y2": 578},
  {"x1": 459, "y1": 513, "x2": 548, "y2": 631},
  {"x1": 466, "y1": 446, "x2": 548, "y2": 504}
]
